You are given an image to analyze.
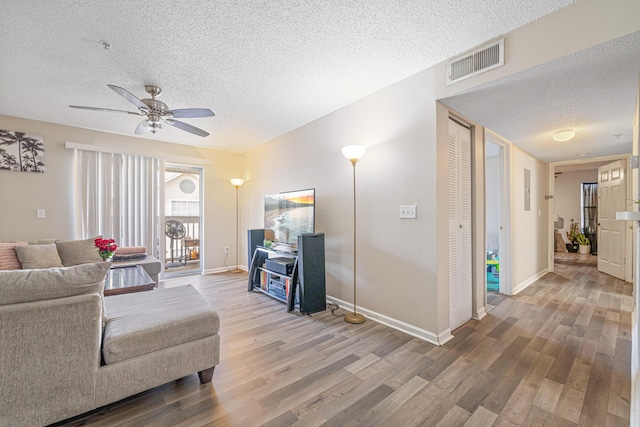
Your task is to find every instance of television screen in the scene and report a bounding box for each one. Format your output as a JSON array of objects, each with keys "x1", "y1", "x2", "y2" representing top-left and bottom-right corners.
[{"x1": 264, "y1": 189, "x2": 315, "y2": 247}]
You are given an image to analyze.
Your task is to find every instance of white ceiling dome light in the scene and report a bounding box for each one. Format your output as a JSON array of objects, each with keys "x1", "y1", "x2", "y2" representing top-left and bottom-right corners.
[{"x1": 553, "y1": 129, "x2": 576, "y2": 142}]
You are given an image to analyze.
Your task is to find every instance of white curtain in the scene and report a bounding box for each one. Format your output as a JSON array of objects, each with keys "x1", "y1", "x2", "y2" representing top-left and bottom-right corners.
[{"x1": 73, "y1": 149, "x2": 161, "y2": 258}]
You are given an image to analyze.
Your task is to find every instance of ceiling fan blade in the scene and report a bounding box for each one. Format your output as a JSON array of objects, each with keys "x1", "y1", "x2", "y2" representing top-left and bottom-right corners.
[
  {"x1": 108, "y1": 84, "x2": 148, "y2": 111},
  {"x1": 167, "y1": 108, "x2": 215, "y2": 118},
  {"x1": 69, "y1": 105, "x2": 144, "y2": 115},
  {"x1": 164, "y1": 119, "x2": 209, "y2": 137}
]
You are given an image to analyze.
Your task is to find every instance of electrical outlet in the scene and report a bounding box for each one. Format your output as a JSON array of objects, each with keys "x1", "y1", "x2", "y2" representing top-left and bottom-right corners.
[
  {"x1": 224, "y1": 247, "x2": 229, "y2": 254},
  {"x1": 400, "y1": 205, "x2": 417, "y2": 219}
]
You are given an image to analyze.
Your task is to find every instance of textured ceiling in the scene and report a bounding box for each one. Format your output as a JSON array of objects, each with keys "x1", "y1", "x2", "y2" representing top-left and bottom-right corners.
[
  {"x1": 0, "y1": 0, "x2": 575, "y2": 152},
  {"x1": 442, "y1": 31, "x2": 640, "y2": 163}
]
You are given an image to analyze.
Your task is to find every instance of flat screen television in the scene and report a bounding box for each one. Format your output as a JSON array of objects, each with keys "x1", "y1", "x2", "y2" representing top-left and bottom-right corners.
[{"x1": 264, "y1": 188, "x2": 315, "y2": 248}]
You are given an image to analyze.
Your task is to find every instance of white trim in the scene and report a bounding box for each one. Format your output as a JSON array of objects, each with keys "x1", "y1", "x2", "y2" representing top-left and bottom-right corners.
[
  {"x1": 473, "y1": 307, "x2": 487, "y2": 321},
  {"x1": 511, "y1": 269, "x2": 548, "y2": 295},
  {"x1": 65, "y1": 141, "x2": 212, "y2": 166},
  {"x1": 326, "y1": 296, "x2": 452, "y2": 346},
  {"x1": 202, "y1": 265, "x2": 248, "y2": 275},
  {"x1": 484, "y1": 130, "x2": 512, "y2": 296}
]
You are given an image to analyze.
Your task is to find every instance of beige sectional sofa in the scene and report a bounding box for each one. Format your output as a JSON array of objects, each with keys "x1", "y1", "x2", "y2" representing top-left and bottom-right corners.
[{"x1": 0, "y1": 248, "x2": 220, "y2": 426}]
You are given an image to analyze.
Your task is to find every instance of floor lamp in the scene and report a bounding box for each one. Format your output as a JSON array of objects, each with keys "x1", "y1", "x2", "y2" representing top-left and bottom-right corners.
[
  {"x1": 230, "y1": 178, "x2": 245, "y2": 273},
  {"x1": 342, "y1": 145, "x2": 367, "y2": 324}
]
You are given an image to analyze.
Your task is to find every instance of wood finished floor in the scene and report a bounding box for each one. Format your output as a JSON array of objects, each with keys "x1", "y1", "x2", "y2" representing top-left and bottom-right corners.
[{"x1": 53, "y1": 253, "x2": 632, "y2": 426}]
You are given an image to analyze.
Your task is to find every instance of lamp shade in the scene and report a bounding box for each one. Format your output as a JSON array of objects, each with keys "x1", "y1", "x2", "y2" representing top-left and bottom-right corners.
[
  {"x1": 230, "y1": 178, "x2": 245, "y2": 187},
  {"x1": 552, "y1": 129, "x2": 575, "y2": 142},
  {"x1": 342, "y1": 145, "x2": 367, "y2": 162}
]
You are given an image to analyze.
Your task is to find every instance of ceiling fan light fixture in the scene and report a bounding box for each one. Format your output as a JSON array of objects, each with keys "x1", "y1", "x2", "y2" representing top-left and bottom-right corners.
[
  {"x1": 71, "y1": 84, "x2": 214, "y2": 137},
  {"x1": 553, "y1": 129, "x2": 576, "y2": 142}
]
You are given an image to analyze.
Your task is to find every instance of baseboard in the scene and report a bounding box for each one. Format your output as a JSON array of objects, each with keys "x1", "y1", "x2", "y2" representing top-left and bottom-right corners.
[
  {"x1": 512, "y1": 269, "x2": 548, "y2": 295},
  {"x1": 473, "y1": 306, "x2": 487, "y2": 321},
  {"x1": 326, "y1": 296, "x2": 452, "y2": 346},
  {"x1": 202, "y1": 265, "x2": 247, "y2": 275}
]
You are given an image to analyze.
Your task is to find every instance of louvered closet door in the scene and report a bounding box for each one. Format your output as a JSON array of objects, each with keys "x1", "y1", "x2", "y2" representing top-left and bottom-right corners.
[{"x1": 448, "y1": 118, "x2": 472, "y2": 330}]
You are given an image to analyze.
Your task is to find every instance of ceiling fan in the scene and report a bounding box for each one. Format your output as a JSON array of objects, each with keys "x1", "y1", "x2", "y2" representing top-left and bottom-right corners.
[{"x1": 69, "y1": 84, "x2": 214, "y2": 137}]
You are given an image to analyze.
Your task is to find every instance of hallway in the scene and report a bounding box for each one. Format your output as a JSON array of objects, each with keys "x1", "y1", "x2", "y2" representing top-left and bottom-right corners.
[{"x1": 482, "y1": 252, "x2": 632, "y2": 425}]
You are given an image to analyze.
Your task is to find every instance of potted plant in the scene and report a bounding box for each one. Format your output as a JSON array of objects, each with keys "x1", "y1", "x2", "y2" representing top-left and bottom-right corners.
[
  {"x1": 565, "y1": 219, "x2": 580, "y2": 253},
  {"x1": 576, "y1": 232, "x2": 591, "y2": 254}
]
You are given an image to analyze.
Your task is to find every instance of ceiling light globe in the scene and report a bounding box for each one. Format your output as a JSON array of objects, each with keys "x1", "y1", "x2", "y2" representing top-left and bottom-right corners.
[
  {"x1": 552, "y1": 129, "x2": 576, "y2": 142},
  {"x1": 342, "y1": 145, "x2": 367, "y2": 162}
]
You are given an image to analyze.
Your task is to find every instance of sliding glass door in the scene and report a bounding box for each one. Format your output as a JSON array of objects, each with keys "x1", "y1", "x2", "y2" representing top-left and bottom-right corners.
[{"x1": 163, "y1": 164, "x2": 203, "y2": 276}]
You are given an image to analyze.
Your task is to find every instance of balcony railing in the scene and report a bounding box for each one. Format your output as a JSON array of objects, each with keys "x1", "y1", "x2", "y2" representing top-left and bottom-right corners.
[{"x1": 165, "y1": 215, "x2": 200, "y2": 266}]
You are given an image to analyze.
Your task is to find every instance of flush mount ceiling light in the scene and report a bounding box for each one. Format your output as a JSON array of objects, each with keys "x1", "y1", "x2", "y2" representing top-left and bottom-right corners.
[{"x1": 552, "y1": 129, "x2": 576, "y2": 142}]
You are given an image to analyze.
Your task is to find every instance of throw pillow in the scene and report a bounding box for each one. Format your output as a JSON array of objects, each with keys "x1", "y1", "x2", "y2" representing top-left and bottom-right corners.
[
  {"x1": 56, "y1": 237, "x2": 102, "y2": 266},
  {"x1": 112, "y1": 253, "x2": 147, "y2": 262},
  {"x1": 27, "y1": 238, "x2": 57, "y2": 245},
  {"x1": 14, "y1": 243, "x2": 63, "y2": 269},
  {"x1": 0, "y1": 242, "x2": 28, "y2": 270},
  {"x1": 114, "y1": 246, "x2": 147, "y2": 255}
]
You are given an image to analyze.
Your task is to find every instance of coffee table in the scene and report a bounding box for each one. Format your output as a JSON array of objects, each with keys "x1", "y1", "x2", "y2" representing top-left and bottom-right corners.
[{"x1": 104, "y1": 265, "x2": 156, "y2": 296}]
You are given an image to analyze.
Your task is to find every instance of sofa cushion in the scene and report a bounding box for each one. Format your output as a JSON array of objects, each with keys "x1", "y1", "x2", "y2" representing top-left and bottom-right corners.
[
  {"x1": 14, "y1": 243, "x2": 63, "y2": 269},
  {"x1": 0, "y1": 262, "x2": 110, "y2": 305},
  {"x1": 56, "y1": 237, "x2": 103, "y2": 266},
  {"x1": 102, "y1": 285, "x2": 219, "y2": 364},
  {"x1": 28, "y1": 238, "x2": 57, "y2": 245},
  {"x1": 0, "y1": 242, "x2": 27, "y2": 270}
]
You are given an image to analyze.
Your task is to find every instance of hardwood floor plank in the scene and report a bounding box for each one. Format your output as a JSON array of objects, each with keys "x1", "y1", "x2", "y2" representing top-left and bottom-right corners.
[
  {"x1": 320, "y1": 384, "x2": 394, "y2": 427},
  {"x1": 463, "y1": 405, "x2": 498, "y2": 427},
  {"x1": 481, "y1": 348, "x2": 537, "y2": 414},
  {"x1": 579, "y1": 352, "x2": 614, "y2": 426},
  {"x1": 496, "y1": 380, "x2": 540, "y2": 425},
  {"x1": 434, "y1": 405, "x2": 472, "y2": 427},
  {"x1": 532, "y1": 378, "x2": 564, "y2": 413}
]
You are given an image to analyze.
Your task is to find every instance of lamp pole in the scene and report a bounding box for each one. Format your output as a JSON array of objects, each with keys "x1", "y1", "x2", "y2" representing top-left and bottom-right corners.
[
  {"x1": 342, "y1": 145, "x2": 366, "y2": 324},
  {"x1": 230, "y1": 178, "x2": 244, "y2": 273}
]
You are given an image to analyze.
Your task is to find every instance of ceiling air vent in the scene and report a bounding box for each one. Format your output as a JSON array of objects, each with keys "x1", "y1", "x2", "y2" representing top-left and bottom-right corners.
[{"x1": 447, "y1": 39, "x2": 504, "y2": 85}]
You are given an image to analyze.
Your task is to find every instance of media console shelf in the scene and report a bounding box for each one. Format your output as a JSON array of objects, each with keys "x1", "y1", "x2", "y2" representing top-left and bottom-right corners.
[{"x1": 247, "y1": 231, "x2": 326, "y2": 314}]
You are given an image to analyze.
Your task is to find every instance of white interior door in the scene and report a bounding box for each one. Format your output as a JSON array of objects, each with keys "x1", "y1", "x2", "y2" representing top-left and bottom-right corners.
[
  {"x1": 598, "y1": 160, "x2": 626, "y2": 279},
  {"x1": 449, "y1": 118, "x2": 472, "y2": 330}
]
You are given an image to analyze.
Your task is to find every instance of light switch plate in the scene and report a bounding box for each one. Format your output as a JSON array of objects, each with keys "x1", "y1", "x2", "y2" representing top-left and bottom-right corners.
[
  {"x1": 400, "y1": 205, "x2": 417, "y2": 219},
  {"x1": 36, "y1": 209, "x2": 45, "y2": 219}
]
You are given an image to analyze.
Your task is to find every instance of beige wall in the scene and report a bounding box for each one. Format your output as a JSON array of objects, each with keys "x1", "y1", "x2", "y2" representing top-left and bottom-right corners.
[
  {"x1": 0, "y1": 115, "x2": 243, "y2": 272},
  {"x1": 511, "y1": 146, "x2": 549, "y2": 292},
  {"x1": 243, "y1": 67, "x2": 440, "y2": 336}
]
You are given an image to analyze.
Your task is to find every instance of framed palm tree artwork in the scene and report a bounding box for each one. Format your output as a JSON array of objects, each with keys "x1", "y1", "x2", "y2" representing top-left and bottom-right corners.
[{"x1": 0, "y1": 129, "x2": 45, "y2": 173}]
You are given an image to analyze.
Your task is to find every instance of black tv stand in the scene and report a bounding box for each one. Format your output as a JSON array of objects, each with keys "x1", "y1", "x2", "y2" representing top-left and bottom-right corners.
[{"x1": 247, "y1": 231, "x2": 326, "y2": 314}]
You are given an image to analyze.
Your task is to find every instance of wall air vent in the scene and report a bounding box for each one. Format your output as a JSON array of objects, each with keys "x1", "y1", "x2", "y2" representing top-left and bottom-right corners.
[{"x1": 447, "y1": 39, "x2": 504, "y2": 85}]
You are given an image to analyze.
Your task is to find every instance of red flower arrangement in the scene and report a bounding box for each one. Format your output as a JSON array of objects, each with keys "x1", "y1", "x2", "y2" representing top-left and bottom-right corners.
[{"x1": 95, "y1": 238, "x2": 117, "y2": 260}]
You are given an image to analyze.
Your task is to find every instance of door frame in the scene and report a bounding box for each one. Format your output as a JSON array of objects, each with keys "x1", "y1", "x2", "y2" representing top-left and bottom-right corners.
[
  {"x1": 484, "y1": 130, "x2": 513, "y2": 295},
  {"x1": 548, "y1": 154, "x2": 631, "y2": 281},
  {"x1": 161, "y1": 162, "x2": 205, "y2": 278}
]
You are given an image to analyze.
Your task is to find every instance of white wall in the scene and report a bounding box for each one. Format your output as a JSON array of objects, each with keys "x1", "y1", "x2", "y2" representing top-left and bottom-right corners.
[
  {"x1": 0, "y1": 115, "x2": 243, "y2": 272},
  {"x1": 511, "y1": 147, "x2": 548, "y2": 292},
  {"x1": 485, "y1": 155, "x2": 500, "y2": 252},
  {"x1": 554, "y1": 169, "x2": 598, "y2": 243}
]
